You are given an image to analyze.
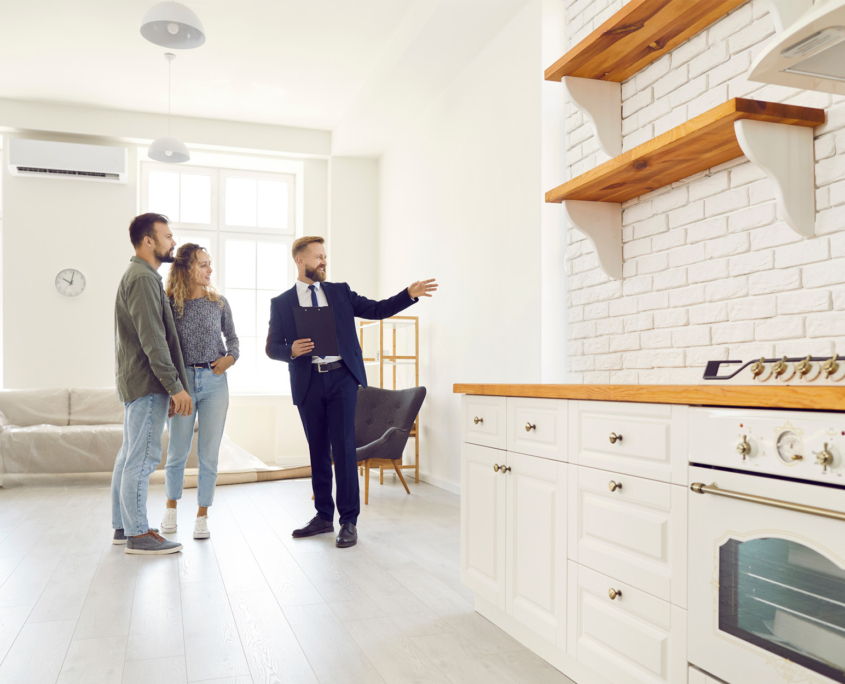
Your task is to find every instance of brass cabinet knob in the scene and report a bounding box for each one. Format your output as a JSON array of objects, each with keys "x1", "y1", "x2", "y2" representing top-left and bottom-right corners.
[
  {"x1": 525, "y1": 422, "x2": 536, "y2": 432},
  {"x1": 823, "y1": 354, "x2": 840, "y2": 378},
  {"x1": 736, "y1": 435, "x2": 751, "y2": 460},
  {"x1": 609, "y1": 432, "x2": 622, "y2": 444},
  {"x1": 749, "y1": 357, "x2": 766, "y2": 376},
  {"x1": 608, "y1": 480, "x2": 622, "y2": 492},
  {"x1": 816, "y1": 443, "x2": 834, "y2": 472},
  {"x1": 493, "y1": 464, "x2": 500, "y2": 472},
  {"x1": 501, "y1": 466, "x2": 511, "y2": 474},
  {"x1": 473, "y1": 416, "x2": 483, "y2": 425},
  {"x1": 796, "y1": 355, "x2": 813, "y2": 376},
  {"x1": 608, "y1": 588, "x2": 622, "y2": 600}
]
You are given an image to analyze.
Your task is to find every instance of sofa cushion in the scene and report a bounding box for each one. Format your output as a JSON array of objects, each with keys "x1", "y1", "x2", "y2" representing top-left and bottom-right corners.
[
  {"x1": 70, "y1": 388, "x2": 124, "y2": 426},
  {"x1": 0, "y1": 389, "x2": 70, "y2": 427}
]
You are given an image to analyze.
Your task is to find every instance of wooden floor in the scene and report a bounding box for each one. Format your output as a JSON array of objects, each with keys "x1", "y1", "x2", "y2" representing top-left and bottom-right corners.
[{"x1": 0, "y1": 476, "x2": 574, "y2": 684}]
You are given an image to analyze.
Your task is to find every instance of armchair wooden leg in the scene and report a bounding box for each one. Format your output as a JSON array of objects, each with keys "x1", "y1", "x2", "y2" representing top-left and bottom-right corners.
[
  {"x1": 364, "y1": 460, "x2": 370, "y2": 505},
  {"x1": 379, "y1": 466, "x2": 384, "y2": 486},
  {"x1": 392, "y1": 461, "x2": 410, "y2": 495}
]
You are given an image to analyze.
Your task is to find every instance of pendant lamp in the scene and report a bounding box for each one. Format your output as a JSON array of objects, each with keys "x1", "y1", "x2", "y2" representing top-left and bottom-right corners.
[
  {"x1": 149, "y1": 53, "x2": 190, "y2": 164},
  {"x1": 141, "y1": 1, "x2": 205, "y2": 49}
]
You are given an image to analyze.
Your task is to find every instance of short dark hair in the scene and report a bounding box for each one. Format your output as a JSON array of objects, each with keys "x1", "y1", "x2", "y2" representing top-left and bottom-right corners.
[{"x1": 129, "y1": 212, "x2": 169, "y2": 248}]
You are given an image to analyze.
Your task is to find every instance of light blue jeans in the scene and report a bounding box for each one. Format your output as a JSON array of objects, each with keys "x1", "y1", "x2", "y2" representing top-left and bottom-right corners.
[
  {"x1": 111, "y1": 393, "x2": 170, "y2": 537},
  {"x1": 165, "y1": 367, "x2": 229, "y2": 507}
]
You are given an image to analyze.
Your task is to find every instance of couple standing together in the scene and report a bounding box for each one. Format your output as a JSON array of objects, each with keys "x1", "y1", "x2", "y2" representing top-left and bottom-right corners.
[{"x1": 112, "y1": 212, "x2": 437, "y2": 555}]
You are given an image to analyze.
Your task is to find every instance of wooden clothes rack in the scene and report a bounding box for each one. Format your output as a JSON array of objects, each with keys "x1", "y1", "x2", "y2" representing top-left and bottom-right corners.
[{"x1": 358, "y1": 316, "x2": 420, "y2": 483}]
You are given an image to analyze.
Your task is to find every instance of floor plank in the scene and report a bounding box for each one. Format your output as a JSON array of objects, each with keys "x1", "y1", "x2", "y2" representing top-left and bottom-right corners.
[
  {"x1": 56, "y1": 634, "x2": 127, "y2": 684},
  {"x1": 228, "y1": 590, "x2": 318, "y2": 684},
  {"x1": 122, "y1": 655, "x2": 187, "y2": 684},
  {"x1": 73, "y1": 553, "x2": 139, "y2": 640},
  {"x1": 27, "y1": 552, "x2": 100, "y2": 624},
  {"x1": 0, "y1": 619, "x2": 76, "y2": 684},
  {"x1": 125, "y1": 554, "x2": 184, "y2": 661},
  {"x1": 0, "y1": 605, "x2": 32, "y2": 665}
]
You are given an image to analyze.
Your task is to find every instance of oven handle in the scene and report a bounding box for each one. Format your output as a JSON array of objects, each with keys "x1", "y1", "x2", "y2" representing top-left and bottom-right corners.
[{"x1": 690, "y1": 482, "x2": 845, "y2": 522}]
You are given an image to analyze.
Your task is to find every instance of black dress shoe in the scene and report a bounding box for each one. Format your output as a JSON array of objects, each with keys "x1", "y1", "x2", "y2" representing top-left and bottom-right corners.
[
  {"x1": 336, "y1": 523, "x2": 357, "y2": 548},
  {"x1": 292, "y1": 515, "x2": 334, "y2": 538}
]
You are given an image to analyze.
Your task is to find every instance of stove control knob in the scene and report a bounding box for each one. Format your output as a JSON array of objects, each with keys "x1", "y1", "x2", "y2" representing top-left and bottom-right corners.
[
  {"x1": 816, "y1": 443, "x2": 835, "y2": 473},
  {"x1": 823, "y1": 354, "x2": 840, "y2": 379},
  {"x1": 750, "y1": 357, "x2": 766, "y2": 376},
  {"x1": 736, "y1": 435, "x2": 752, "y2": 460}
]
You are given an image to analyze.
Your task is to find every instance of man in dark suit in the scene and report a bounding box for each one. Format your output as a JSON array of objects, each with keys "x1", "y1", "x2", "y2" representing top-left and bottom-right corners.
[{"x1": 266, "y1": 236, "x2": 437, "y2": 547}]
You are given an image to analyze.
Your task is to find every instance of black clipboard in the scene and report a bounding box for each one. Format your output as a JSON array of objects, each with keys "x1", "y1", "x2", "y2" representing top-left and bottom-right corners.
[{"x1": 292, "y1": 306, "x2": 340, "y2": 357}]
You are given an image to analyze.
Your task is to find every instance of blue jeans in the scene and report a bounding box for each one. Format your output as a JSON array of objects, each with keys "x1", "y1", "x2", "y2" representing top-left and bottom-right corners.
[
  {"x1": 165, "y1": 367, "x2": 229, "y2": 507},
  {"x1": 111, "y1": 393, "x2": 169, "y2": 537}
]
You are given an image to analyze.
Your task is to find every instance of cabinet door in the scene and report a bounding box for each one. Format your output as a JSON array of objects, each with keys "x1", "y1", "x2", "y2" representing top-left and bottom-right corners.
[
  {"x1": 567, "y1": 562, "x2": 687, "y2": 684},
  {"x1": 506, "y1": 452, "x2": 567, "y2": 649},
  {"x1": 461, "y1": 443, "x2": 507, "y2": 609},
  {"x1": 462, "y1": 396, "x2": 507, "y2": 450},
  {"x1": 507, "y1": 398, "x2": 567, "y2": 462}
]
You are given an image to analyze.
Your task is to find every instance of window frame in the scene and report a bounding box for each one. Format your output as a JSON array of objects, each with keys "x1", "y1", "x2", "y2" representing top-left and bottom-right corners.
[
  {"x1": 139, "y1": 163, "x2": 218, "y2": 230},
  {"x1": 219, "y1": 168, "x2": 296, "y2": 236}
]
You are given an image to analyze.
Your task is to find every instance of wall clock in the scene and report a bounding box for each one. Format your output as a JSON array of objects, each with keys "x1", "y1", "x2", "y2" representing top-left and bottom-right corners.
[{"x1": 55, "y1": 268, "x2": 86, "y2": 297}]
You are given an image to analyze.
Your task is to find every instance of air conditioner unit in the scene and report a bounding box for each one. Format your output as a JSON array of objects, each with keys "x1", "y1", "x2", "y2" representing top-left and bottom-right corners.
[{"x1": 8, "y1": 138, "x2": 127, "y2": 183}]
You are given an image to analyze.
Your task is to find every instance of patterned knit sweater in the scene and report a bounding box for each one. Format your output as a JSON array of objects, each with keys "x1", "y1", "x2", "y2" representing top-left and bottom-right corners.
[{"x1": 171, "y1": 296, "x2": 240, "y2": 366}]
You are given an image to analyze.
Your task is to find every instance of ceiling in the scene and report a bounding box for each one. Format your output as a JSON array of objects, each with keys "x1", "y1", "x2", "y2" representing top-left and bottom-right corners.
[{"x1": 0, "y1": 0, "x2": 417, "y2": 131}]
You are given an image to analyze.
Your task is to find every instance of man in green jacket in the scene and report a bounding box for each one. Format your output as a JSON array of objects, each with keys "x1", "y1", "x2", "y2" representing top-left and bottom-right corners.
[{"x1": 111, "y1": 213, "x2": 192, "y2": 555}]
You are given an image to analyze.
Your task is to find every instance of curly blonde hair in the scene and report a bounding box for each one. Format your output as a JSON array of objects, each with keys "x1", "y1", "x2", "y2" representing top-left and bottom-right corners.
[{"x1": 166, "y1": 243, "x2": 222, "y2": 317}]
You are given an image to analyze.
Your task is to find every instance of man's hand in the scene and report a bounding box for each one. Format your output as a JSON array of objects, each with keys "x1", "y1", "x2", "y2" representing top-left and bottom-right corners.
[
  {"x1": 170, "y1": 390, "x2": 193, "y2": 417},
  {"x1": 291, "y1": 339, "x2": 315, "y2": 359},
  {"x1": 408, "y1": 279, "x2": 438, "y2": 299},
  {"x1": 211, "y1": 355, "x2": 235, "y2": 375}
]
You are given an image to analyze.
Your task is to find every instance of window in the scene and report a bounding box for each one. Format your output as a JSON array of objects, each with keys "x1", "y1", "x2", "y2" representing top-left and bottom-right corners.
[{"x1": 141, "y1": 163, "x2": 297, "y2": 395}]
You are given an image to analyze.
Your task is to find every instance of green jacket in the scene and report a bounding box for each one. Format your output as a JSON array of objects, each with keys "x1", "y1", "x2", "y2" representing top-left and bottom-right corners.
[{"x1": 115, "y1": 256, "x2": 188, "y2": 403}]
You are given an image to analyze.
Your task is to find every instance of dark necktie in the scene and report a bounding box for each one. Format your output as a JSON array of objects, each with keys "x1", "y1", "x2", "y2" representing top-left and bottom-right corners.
[{"x1": 308, "y1": 285, "x2": 324, "y2": 360}]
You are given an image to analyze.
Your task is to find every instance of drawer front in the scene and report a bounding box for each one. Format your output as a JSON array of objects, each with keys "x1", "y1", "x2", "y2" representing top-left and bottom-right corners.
[
  {"x1": 569, "y1": 401, "x2": 687, "y2": 483},
  {"x1": 507, "y1": 398, "x2": 567, "y2": 461},
  {"x1": 462, "y1": 396, "x2": 507, "y2": 450},
  {"x1": 567, "y1": 562, "x2": 687, "y2": 684},
  {"x1": 568, "y1": 465, "x2": 687, "y2": 607}
]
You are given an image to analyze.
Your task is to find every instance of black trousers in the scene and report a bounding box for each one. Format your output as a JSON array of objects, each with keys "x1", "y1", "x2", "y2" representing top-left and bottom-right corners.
[{"x1": 297, "y1": 365, "x2": 360, "y2": 525}]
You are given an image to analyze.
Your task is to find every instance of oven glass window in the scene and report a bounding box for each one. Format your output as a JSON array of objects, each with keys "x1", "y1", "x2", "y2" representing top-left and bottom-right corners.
[{"x1": 719, "y1": 538, "x2": 845, "y2": 683}]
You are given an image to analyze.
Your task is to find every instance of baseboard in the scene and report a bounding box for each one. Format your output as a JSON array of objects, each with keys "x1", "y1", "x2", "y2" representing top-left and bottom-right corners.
[
  {"x1": 419, "y1": 471, "x2": 461, "y2": 495},
  {"x1": 474, "y1": 596, "x2": 612, "y2": 684}
]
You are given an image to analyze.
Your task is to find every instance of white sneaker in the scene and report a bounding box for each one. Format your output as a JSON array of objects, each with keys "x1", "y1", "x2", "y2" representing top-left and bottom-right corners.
[
  {"x1": 193, "y1": 515, "x2": 210, "y2": 540},
  {"x1": 161, "y1": 508, "x2": 178, "y2": 533}
]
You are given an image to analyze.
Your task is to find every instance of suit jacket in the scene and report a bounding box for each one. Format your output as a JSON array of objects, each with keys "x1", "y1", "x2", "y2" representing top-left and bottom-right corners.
[{"x1": 266, "y1": 281, "x2": 417, "y2": 405}]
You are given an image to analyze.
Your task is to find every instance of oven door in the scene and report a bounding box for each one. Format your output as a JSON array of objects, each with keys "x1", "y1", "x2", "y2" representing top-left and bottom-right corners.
[{"x1": 689, "y1": 466, "x2": 845, "y2": 684}]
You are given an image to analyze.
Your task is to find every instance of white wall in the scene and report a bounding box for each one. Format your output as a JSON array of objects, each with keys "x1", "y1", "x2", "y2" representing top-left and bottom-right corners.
[
  {"x1": 563, "y1": 0, "x2": 845, "y2": 383},
  {"x1": 377, "y1": 0, "x2": 543, "y2": 492}
]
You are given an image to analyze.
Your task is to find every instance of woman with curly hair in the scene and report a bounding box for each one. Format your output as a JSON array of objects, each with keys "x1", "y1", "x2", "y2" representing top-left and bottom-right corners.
[{"x1": 161, "y1": 243, "x2": 238, "y2": 540}]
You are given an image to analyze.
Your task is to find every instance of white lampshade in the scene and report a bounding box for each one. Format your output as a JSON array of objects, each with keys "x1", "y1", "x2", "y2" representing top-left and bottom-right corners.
[
  {"x1": 141, "y1": 2, "x2": 206, "y2": 49},
  {"x1": 148, "y1": 136, "x2": 190, "y2": 164}
]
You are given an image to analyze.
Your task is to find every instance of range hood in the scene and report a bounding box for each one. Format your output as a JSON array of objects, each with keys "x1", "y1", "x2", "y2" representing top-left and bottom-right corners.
[{"x1": 749, "y1": 0, "x2": 845, "y2": 94}]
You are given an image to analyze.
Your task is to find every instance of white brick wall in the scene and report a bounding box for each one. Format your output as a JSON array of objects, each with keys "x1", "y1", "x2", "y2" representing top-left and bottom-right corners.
[{"x1": 564, "y1": 0, "x2": 845, "y2": 384}]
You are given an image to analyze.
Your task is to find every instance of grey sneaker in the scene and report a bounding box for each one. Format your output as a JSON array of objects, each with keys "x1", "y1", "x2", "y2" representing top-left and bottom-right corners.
[
  {"x1": 113, "y1": 528, "x2": 158, "y2": 545},
  {"x1": 125, "y1": 529, "x2": 183, "y2": 555}
]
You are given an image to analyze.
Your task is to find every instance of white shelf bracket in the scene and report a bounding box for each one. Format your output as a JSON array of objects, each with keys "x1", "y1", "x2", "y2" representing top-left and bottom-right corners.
[
  {"x1": 562, "y1": 200, "x2": 623, "y2": 280},
  {"x1": 761, "y1": 0, "x2": 812, "y2": 33},
  {"x1": 563, "y1": 76, "x2": 622, "y2": 158},
  {"x1": 734, "y1": 119, "x2": 815, "y2": 238}
]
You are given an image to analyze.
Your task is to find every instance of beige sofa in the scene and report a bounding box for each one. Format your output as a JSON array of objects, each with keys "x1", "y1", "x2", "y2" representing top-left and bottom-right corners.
[{"x1": 0, "y1": 388, "x2": 197, "y2": 476}]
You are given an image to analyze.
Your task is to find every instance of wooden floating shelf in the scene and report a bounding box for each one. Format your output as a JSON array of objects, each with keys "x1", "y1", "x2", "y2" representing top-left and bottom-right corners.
[
  {"x1": 547, "y1": 98, "x2": 824, "y2": 280},
  {"x1": 546, "y1": 98, "x2": 823, "y2": 204},
  {"x1": 545, "y1": 0, "x2": 749, "y2": 83}
]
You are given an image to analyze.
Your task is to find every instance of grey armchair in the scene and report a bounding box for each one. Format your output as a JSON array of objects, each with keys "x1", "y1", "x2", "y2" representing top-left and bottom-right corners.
[{"x1": 355, "y1": 386, "x2": 426, "y2": 505}]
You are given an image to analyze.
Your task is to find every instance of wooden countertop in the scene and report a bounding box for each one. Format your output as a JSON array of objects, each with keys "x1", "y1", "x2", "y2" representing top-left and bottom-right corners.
[{"x1": 453, "y1": 384, "x2": 845, "y2": 412}]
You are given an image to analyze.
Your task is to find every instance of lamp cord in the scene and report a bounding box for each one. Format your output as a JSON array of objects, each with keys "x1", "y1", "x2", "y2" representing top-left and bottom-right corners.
[{"x1": 167, "y1": 58, "x2": 172, "y2": 137}]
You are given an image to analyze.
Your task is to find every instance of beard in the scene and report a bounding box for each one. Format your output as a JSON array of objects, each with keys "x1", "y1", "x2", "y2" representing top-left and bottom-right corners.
[
  {"x1": 305, "y1": 267, "x2": 326, "y2": 283},
  {"x1": 154, "y1": 239, "x2": 175, "y2": 264}
]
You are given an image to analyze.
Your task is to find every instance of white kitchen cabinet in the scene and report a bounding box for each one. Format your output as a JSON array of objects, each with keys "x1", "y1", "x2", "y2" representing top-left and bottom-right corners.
[
  {"x1": 506, "y1": 451, "x2": 567, "y2": 647},
  {"x1": 462, "y1": 395, "x2": 508, "y2": 450},
  {"x1": 569, "y1": 401, "x2": 688, "y2": 484},
  {"x1": 506, "y1": 397, "x2": 568, "y2": 461},
  {"x1": 461, "y1": 442, "x2": 507, "y2": 609},
  {"x1": 567, "y1": 562, "x2": 687, "y2": 684},
  {"x1": 568, "y1": 465, "x2": 687, "y2": 607}
]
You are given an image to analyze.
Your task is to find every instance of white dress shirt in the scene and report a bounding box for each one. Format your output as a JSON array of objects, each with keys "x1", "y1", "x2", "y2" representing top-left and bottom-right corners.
[{"x1": 294, "y1": 279, "x2": 342, "y2": 364}]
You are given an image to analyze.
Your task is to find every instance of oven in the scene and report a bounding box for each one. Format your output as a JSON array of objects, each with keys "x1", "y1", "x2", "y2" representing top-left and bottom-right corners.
[{"x1": 688, "y1": 407, "x2": 845, "y2": 684}]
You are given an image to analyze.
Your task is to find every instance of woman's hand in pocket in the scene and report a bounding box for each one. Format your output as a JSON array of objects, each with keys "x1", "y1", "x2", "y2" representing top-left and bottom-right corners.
[{"x1": 211, "y1": 355, "x2": 235, "y2": 375}]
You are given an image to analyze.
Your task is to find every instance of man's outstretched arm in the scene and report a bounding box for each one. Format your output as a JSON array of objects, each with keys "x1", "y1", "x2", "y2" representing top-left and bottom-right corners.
[{"x1": 348, "y1": 279, "x2": 438, "y2": 320}]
